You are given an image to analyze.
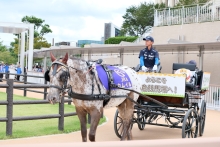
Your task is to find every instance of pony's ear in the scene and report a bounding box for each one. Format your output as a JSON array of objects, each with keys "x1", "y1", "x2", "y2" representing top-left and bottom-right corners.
[
  {"x1": 50, "y1": 52, "x2": 56, "y2": 62},
  {"x1": 62, "y1": 53, "x2": 68, "y2": 64}
]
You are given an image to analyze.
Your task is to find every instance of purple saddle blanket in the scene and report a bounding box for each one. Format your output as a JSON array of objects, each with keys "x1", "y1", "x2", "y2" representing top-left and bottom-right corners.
[{"x1": 96, "y1": 65, "x2": 132, "y2": 90}]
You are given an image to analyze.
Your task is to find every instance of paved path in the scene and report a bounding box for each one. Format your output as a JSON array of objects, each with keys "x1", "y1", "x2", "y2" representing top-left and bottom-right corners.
[{"x1": 0, "y1": 81, "x2": 220, "y2": 144}]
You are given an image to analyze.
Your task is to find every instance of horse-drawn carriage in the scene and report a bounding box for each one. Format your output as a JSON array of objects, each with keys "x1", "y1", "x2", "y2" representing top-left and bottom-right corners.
[
  {"x1": 46, "y1": 53, "x2": 210, "y2": 141},
  {"x1": 114, "y1": 63, "x2": 210, "y2": 138}
]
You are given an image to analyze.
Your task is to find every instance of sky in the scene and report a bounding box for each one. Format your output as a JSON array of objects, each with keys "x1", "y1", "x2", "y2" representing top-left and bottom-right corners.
[{"x1": 0, "y1": 0, "x2": 153, "y2": 46}]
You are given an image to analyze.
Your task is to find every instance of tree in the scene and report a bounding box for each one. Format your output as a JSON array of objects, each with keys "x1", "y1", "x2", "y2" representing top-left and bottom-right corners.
[
  {"x1": 121, "y1": 2, "x2": 166, "y2": 36},
  {"x1": 34, "y1": 37, "x2": 51, "y2": 49},
  {"x1": 0, "y1": 51, "x2": 17, "y2": 64},
  {"x1": 10, "y1": 38, "x2": 19, "y2": 54},
  {"x1": 0, "y1": 41, "x2": 18, "y2": 64},
  {"x1": 10, "y1": 15, "x2": 52, "y2": 54},
  {"x1": 22, "y1": 16, "x2": 45, "y2": 30},
  {"x1": 105, "y1": 36, "x2": 138, "y2": 44},
  {"x1": 40, "y1": 24, "x2": 52, "y2": 37},
  {"x1": 21, "y1": 15, "x2": 52, "y2": 38},
  {"x1": 0, "y1": 41, "x2": 7, "y2": 52},
  {"x1": 80, "y1": 43, "x2": 86, "y2": 48}
]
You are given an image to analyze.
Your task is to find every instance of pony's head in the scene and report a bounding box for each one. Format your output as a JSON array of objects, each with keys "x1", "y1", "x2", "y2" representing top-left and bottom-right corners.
[{"x1": 46, "y1": 52, "x2": 69, "y2": 104}]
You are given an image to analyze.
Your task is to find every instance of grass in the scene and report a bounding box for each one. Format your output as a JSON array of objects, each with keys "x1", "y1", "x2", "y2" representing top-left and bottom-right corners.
[{"x1": 0, "y1": 92, "x2": 106, "y2": 140}]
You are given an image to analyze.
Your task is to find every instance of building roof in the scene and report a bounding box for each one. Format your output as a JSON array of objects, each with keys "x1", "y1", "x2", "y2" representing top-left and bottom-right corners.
[
  {"x1": 0, "y1": 22, "x2": 34, "y2": 34},
  {"x1": 31, "y1": 41, "x2": 220, "y2": 58}
]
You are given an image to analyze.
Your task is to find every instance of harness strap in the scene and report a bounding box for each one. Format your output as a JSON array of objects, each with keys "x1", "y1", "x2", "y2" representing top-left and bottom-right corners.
[
  {"x1": 112, "y1": 86, "x2": 168, "y2": 109},
  {"x1": 94, "y1": 75, "x2": 102, "y2": 94},
  {"x1": 101, "y1": 64, "x2": 114, "y2": 95},
  {"x1": 68, "y1": 87, "x2": 107, "y2": 100},
  {"x1": 91, "y1": 73, "x2": 95, "y2": 95},
  {"x1": 52, "y1": 60, "x2": 68, "y2": 68},
  {"x1": 49, "y1": 85, "x2": 63, "y2": 90}
]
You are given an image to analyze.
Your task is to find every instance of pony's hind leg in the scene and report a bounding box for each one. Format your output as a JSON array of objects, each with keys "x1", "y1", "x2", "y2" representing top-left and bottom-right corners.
[
  {"x1": 75, "y1": 106, "x2": 88, "y2": 142},
  {"x1": 88, "y1": 107, "x2": 103, "y2": 142},
  {"x1": 117, "y1": 92, "x2": 135, "y2": 141}
]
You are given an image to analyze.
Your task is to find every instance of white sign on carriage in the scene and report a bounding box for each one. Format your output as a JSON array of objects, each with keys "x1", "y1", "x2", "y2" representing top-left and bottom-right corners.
[
  {"x1": 138, "y1": 72, "x2": 186, "y2": 98},
  {"x1": 201, "y1": 72, "x2": 211, "y2": 90}
]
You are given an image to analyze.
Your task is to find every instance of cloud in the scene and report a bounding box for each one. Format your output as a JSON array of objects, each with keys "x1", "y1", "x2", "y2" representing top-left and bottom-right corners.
[{"x1": 0, "y1": 0, "x2": 152, "y2": 46}]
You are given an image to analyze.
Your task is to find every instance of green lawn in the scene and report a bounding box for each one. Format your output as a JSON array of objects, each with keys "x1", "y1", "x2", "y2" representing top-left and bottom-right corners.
[{"x1": 0, "y1": 92, "x2": 106, "y2": 140}]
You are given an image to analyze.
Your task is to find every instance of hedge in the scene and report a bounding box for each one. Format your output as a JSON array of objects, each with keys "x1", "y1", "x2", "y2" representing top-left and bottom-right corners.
[{"x1": 105, "y1": 36, "x2": 138, "y2": 44}]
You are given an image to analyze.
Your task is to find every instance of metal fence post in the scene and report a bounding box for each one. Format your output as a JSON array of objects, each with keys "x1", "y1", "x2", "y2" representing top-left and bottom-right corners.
[
  {"x1": 6, "y1": 79, "x2": 13, "y2": 136},
  {"x1": 68, "y1": 96, "x2": 71, "y2": 105},
  {"x1": 43, "y1": 79, "x2": 47, "y2": 100},
  {"x1": 6, "y1": 71, "x2": 9, "y2": 79},
  {"x1": 58, "y1": 96, "x2": 64, "y2": 131},
  {"x1": 23, "y1": 72, "x2": 27, "y2": 97}
]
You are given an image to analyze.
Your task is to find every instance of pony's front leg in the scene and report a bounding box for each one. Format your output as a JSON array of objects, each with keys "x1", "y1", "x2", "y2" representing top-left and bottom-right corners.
[
  {"x1": 88, "y1": 107, "x2": 103, "y2": 142},
  {"x1": 75, "y1": 106, "x2": 87, "y2": 142}
]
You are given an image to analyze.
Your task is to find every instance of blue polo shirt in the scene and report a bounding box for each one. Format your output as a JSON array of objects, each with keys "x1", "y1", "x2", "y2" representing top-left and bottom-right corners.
[
  {"x1": 139, "y1": 47, "x2": 159, "y2": 68},
  {"x1": 4, "y1": 65, "x2": 9, "y2": 72}
]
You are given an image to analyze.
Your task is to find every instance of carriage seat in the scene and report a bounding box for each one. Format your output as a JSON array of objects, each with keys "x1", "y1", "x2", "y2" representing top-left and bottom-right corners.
[{"x1": 173, "y1": 63, "x2": 203, "y2": 91}]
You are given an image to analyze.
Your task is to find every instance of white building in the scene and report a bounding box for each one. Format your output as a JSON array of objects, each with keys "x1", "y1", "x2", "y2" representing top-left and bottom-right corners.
[
  {"x1": 155, "y1": 0, "x2": 179, "y2": 7},
  {"x1": 104, "y1": 23, "x2": 121, "y2": 41},
  {"x1": 155, "y1": 0, "x2": 220, "y2": 7}
]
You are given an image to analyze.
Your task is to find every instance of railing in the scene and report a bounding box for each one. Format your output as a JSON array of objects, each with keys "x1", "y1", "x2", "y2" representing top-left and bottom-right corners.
[
  {"x1": 203, "y1": 84, "x2": 220, "y2": 109},
  {"x1": 154, "y1": 3, "x2": 220, "y2": 26},
  {"x1": 0, "y1": 71, "x2": 48, "y2": 99},
  {"x1": 0, "y1": 79, "x2": 77, "y2": 136}
]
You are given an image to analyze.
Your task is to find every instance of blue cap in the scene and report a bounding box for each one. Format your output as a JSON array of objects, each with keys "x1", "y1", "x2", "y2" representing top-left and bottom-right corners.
[
  {"x1": 143, "y1": 36, "x2": 154, "y2": 42},
  {"x1": 188, "y1": 60, "x2": 197, "y2": 66}
]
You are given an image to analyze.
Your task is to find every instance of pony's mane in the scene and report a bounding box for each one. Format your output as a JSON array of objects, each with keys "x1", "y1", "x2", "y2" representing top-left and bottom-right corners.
[{"x1": 69, "y1": 57, "x2": 87, "y2": 62}]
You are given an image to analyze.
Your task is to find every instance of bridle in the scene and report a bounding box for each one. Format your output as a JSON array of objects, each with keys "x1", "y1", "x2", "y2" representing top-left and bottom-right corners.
[
  {"x1": 45, "y1": 59, "x2": 86, "y2": 96},
  {"x1": 46, "y1": 60, "x2": 71, "y2": 96}
]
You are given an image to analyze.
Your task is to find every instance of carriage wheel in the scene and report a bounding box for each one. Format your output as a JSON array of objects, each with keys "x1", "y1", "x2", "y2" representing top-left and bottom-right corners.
[
  {"x1": 114, "y1": 109, "x2": 134, "y2": 138},
  {"x1": 182, "y1": 108, "x2": 199, "y2": 138},
  {"x1": 137, "y1": 110, "x2": 146, "y2": 130},
  {"x1": 199, "y1": 100, "x2": 206, "y2": 136},
  {"x1": 114, "y1": 109, "x2": 123, "y2": 138}
]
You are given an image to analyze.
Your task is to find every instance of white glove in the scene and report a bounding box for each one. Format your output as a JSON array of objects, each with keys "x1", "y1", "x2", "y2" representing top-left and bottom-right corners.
[
  {"x1": 141, "y1": 66, "x2": 147, "y2": 72},
  {"x1": 152, "y1": 65, "x2": 157, "y2": 71}
]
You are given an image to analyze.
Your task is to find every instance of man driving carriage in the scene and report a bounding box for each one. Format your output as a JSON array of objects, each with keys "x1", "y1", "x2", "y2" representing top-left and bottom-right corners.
[{"x1": 139, "y1": 36, "x2": 160, "y2": 72}]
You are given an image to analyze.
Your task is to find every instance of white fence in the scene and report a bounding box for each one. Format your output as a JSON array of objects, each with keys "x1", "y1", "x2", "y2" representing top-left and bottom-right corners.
[
  {"x1": 26, "y1": 71, "x2": 45, "y2": 84},
  {"x1": 203, "y1": 85, "x2": 220, "y2": 110},
  {"x1": 154, "y1": 3, "x2": 220, "y2": 26},
  {"x1": 7, "y1": 68, "x2": 45, "y2": 84}
]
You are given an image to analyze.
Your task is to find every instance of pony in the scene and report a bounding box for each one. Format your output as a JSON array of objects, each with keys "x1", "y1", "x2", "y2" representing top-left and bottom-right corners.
[{"x1": 46, "y1": 52, "x2": 142, "y2": 142}]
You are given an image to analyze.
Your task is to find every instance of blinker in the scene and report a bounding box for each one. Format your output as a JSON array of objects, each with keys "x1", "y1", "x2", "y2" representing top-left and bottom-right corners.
[{"x1": 53, "y1": 64, "x2": 58, "y2": 76}]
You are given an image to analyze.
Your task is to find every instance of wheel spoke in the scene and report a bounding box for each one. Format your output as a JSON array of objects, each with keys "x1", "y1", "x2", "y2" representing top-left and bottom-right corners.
[
  {"x1": 188, "y1": 117, "x2": 191, "y2": 126},
  {"x1": 117, "y1": 123, "x2": 123, "y2": 131},
  {"x1": 117, "y1": 121, "x2": 122, "y2": 124},
  {"x1": 118, "y1": 116, "x2": 122, "y2": 119},
  {"x1": 190, "y1": 118, "x2": 195, "y2": 127}
]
